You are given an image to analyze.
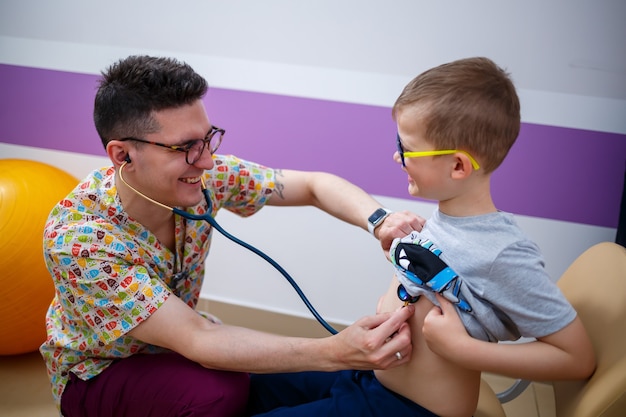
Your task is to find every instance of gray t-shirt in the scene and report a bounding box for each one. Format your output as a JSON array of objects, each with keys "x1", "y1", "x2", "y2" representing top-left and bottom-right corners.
[{"x1": 391, "y1": 209, "x2": 576, "y2": 342}]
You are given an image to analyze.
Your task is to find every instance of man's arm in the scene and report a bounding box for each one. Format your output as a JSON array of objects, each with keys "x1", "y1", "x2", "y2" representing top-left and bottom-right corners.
[
  {"x1": 266, "y1": 169, "x2": 425, "y2": 251},
  {"x1": 128, "y1": 294, "x2": 415, "y2": 373},
  {"x1": 422, "y1": 294, "x2": 596, "y2": 381}
]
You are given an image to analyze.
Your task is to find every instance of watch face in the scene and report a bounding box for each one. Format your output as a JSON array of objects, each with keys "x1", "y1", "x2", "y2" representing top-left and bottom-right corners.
[{"x1": 368, "y1": 208, "x2": 388, "y2": 224}]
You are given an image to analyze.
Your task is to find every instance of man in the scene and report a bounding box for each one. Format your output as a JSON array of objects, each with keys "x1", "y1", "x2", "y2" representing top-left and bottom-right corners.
[{"x1": 41, "y1": 55, "x2": 424, "y2": 417}]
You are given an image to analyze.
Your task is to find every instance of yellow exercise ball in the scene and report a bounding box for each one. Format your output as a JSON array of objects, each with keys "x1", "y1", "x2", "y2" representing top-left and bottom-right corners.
[{"x1": 0, "y1": 159, "x2": 78, "y2": 355}]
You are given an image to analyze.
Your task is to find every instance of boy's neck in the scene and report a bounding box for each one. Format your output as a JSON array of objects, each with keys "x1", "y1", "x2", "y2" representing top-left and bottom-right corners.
[{"x1": 438, "y1": 180, "x2": 496, "y2": 217}]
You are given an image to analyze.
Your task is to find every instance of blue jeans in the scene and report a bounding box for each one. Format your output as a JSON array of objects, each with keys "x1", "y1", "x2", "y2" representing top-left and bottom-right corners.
[{"x1": 247, "y1": 370, "x2": 439, "y2": 417}]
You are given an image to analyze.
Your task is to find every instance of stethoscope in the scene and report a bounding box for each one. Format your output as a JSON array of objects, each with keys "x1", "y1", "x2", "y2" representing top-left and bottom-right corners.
[{"x1": 119, "y1": 161, "x2": 338, "y2": 334}]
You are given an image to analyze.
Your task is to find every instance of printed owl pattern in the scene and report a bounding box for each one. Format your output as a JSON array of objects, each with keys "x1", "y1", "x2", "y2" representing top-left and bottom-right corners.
[{"x1": 40, "y1": 155, "x2": 275, "y2": 407}]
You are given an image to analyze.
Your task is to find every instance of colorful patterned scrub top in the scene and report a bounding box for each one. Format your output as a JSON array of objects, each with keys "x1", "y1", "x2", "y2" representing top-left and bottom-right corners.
[{"x1": 40, "y1": 154, "x2": 275, "y2": 407}]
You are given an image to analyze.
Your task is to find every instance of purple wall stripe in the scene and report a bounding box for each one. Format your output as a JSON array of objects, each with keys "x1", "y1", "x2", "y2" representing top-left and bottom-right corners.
[{"x1": 1, "y1": 64, "x2": 624, "y2": 228}]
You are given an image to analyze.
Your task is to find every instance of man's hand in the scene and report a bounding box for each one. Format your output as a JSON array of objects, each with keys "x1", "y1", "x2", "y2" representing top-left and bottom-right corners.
[
  {"x1": 375, "y1": 210, "x2": 426, "y2": 256},
  {"x1": 332, "y1": 305, "x2": 415, "y2": 370}
]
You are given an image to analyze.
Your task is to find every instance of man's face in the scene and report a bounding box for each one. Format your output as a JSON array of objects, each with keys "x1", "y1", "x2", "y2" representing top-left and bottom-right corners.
[{"x1": 125, "y1": 100, "x2": 215, "y2": 209}]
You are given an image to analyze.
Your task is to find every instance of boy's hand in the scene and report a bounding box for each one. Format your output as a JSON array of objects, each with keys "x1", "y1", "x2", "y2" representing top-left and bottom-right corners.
[{"x1": 422, "y1": 294, "x2": 472, "y2": 359}]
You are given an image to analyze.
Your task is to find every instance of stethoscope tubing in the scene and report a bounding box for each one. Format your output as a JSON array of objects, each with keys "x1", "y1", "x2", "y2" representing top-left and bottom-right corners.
[
  {"x1": 175, "y1": 187, "x2": 338, "y2": 335},
  {"x1": 119, "y1": 162, "x2": 338, "y2": 334}
]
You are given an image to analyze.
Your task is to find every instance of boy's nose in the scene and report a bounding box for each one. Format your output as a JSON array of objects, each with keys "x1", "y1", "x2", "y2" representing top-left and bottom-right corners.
[{"x1": 393, "y1": 151, "x2": 403, "y2": 165}]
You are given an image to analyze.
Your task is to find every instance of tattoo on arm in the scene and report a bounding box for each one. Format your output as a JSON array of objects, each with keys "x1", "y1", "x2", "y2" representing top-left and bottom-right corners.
[{"x1": 274, "y1": 169, "x2": 286, "y2": 200}]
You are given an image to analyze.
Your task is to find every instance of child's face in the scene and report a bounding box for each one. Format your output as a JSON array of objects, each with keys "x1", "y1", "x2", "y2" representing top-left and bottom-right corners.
[{"x1": 394, "y1": 106, "x2": 458, "y2": 202}]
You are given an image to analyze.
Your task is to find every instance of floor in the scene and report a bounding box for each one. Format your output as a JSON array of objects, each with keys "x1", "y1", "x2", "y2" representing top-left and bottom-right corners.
[
  {"x1": 0, "y1": 301, "x2": 557, "y2": 417},
  {"x1": 0, "y1": 351, "x2": 58, "y2": 417}
]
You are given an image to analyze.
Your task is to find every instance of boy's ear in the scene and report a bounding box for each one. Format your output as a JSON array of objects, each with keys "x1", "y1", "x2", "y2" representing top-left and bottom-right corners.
[{"x1": 450, "y1": 152, "x2": 474, "y2": 179}]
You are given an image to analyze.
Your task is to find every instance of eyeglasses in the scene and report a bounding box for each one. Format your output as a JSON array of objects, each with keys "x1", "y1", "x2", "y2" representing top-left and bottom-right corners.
[
  {"x1": 396, "y1": 134, "x2": 480, "y2": 170},
  {"x1": 120, "y1": 126, "x2": 225, "y2": 165}
]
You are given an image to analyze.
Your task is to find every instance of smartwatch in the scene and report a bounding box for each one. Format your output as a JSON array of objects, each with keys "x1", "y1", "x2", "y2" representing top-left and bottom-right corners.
[{"x1": 367, "y1": 208, "x2": 392, "y2": 236}]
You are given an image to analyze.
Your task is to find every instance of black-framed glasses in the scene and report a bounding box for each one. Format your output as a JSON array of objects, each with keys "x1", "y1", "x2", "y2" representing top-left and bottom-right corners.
[
  {"x1": 120, "y1": 126, "x2": 225, "y2": 165},
  {"x1": 396, "y1": 133, "x2": 480, "y2": 170}
]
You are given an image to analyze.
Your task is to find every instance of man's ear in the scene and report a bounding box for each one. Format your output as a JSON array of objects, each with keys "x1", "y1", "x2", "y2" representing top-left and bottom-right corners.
[
  {"x1": 107, "y1": 141, "x2": 131, "y2": 167},
  {"x1": 450, "y1": 152, "x2": 474, "y2": 180}
]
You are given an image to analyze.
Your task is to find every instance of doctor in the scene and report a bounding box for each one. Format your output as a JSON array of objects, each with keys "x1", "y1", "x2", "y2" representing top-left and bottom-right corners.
[{"x1": 41, "y1": 55, "x2": 424, "y2": 417}]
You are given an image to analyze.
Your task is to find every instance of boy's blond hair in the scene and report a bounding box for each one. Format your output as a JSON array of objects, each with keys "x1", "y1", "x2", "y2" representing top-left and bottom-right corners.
[{"x1": 393, "y1": 57, "x2": 520, "y2": 173}]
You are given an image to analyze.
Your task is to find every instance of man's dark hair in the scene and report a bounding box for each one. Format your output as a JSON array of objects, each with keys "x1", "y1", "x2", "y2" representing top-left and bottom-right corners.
[{"x1": 94, "y1": 55, "x2": 209, "y2": 148}]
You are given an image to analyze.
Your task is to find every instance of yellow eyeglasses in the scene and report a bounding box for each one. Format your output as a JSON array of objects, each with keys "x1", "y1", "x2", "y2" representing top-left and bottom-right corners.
[{"x1": 396, "y1": 134, "x2": 480, "y2": 170}]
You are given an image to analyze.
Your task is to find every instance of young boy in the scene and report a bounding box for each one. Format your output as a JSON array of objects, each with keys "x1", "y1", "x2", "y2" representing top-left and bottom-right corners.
[{"x1": 248, "y1": 57, "x2": 595, "y2": 417}]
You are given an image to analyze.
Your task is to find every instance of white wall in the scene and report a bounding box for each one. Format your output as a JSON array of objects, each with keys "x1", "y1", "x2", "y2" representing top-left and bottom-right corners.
[
  {"x1": 1, "y1": 1, "x2": 624, "y2": 133},
  {"x1": 1, "y1": 1, "x2": 623, "y2": 326}
]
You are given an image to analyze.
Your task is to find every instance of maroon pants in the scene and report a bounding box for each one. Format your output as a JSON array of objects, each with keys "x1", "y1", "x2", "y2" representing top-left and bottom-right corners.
[{"x1": 60, "y1": 352, "x2": 250, "y2": 417}]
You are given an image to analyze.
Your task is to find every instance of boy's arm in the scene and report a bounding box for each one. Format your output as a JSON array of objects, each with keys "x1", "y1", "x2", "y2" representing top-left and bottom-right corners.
[{"x1": 422, "y1": 294, "x2": 596, "y2": 381}]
